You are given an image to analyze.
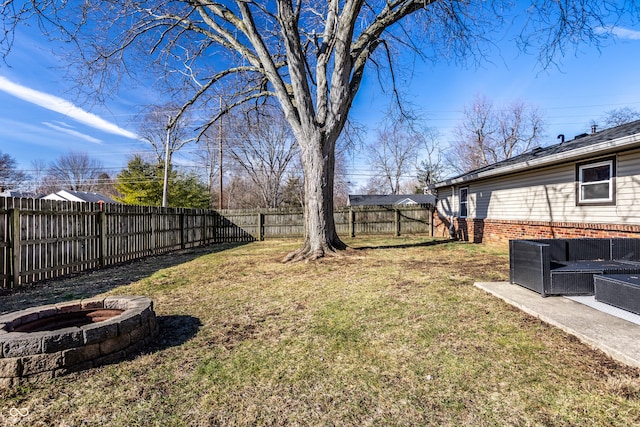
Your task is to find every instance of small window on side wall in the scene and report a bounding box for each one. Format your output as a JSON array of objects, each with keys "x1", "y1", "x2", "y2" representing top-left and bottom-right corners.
[
  {"x1": 576, "y1": 158, "x2": 615, "y2": 205},
  {"x1": 459, "y1": 187, "x2": 468, "y2": 217}
]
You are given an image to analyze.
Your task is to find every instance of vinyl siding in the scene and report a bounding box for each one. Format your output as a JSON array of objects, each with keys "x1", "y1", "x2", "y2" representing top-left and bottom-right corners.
[
  {"x1": 436, "y1": 150, "x2": 640, "y2": 225},
  {"x1": 616, "y1": 151, "x2": 640, "y2": 223},
  {"x1": 435, "y1": 187, "x2": 454, "y2": 216}
]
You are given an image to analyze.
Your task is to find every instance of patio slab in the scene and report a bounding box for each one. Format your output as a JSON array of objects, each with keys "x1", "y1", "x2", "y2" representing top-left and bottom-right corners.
[{"x1": 475, "y1": 281, "x2": 640, "y2": 369}]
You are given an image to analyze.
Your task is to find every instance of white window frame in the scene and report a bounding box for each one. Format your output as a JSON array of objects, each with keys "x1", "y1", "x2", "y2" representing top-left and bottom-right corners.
[
  {"x1": 577, "y1": 159, "x2": 614, "y2": 204},
  {"x1": 459, "y1": 187, "x2": 469, "y2": 218}
]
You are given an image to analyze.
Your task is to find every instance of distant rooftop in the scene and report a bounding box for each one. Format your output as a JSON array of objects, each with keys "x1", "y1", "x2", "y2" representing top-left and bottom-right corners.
[
  {"x1": 43, "y1": 190, "x2": 118, "y2": 204},
  {"x1": 348, "y1": 194, "x2": 435, "y2": 206},
  {"x1": 0, "y1": 190, "x2": 40, "y2": 199}
]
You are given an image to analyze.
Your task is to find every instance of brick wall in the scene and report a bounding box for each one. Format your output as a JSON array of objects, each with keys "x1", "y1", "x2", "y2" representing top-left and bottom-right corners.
[{"x1": 433, "y1": 214, "x2": 640, "y2": 244}]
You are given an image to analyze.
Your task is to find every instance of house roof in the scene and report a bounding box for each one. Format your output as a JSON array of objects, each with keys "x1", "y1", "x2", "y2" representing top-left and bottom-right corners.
[
  {"x1": 0, "y1": 190, "x2": 40, "y2": 198},
  {"x1": 433, "y1": 119, "x2": 640, "y2": 188},
  {"x1": 348, "y1": 194, "x2": 435, "y2": 206},
  {"x1": 43, "y1": 190, "x2": 118, "y2": 204}
]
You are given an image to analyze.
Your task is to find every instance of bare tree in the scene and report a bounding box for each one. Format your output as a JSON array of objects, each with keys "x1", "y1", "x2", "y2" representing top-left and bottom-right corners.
[
  {"x1": 280, "y1": 173, "x2": 305, "y2": 208},
  {"x1": 137, "y1": 104, "x2": 197, "y2": 206},
  {"x1": 416, "y1": 128, "x2": 445, "y2": 189},
  {"x1": 28, "y1": 159, "x2": 49, "y2": 193},
  {"x1": 599, "y1": 107, "x2": 640, "y2": 128},
  {"x1": 224, "y1": 173, "x2": 262, "y2": 209},
  {"x1": 0, "y1": 150, "x2": 28, "y2": 191},
  {"x1": 366, "y1": 120, "x2": 420, "y2": 195},
  {"x1": 2, "y1": 0, "x2": 630, "y2": 259},
  {"x1": 497, "y1": 101, "x2": 545, "y2": 158},
  {"x1": 448, "y1": 95, "x2": 545, "y2": 174},
  {"x1": 358, "y1": 176, "x2": 390, "y2": 196},
  {"x1": 38, "y1": 175, "x2": 64, "y2": 195},
  {"x1": 449, "y1": 95, "x2": 495, "y2": 172},
  {"x1": 138, "y1": 104, "x2": 195, "y2": 166},
  {"x1": 195, "y1": 129, "x2": 222, "y2": 208},
  {"x1": 226, "y1": 108, "x2": 299, "y2": 208},
  {"x1": 46, "y1": 152, "x2": 105, "y2": 192},
  {"x1": 95, "y1": 172, "x2": 119, "y2": 199},
  {"x1": 333, "y1": 149, "x2": 352, "y2": 207}
]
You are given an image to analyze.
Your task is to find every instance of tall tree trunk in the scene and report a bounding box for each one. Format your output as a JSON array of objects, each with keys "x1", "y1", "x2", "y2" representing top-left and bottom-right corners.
[{"x1": 284, "y1": 131, "x2": 346, "y2": 261}]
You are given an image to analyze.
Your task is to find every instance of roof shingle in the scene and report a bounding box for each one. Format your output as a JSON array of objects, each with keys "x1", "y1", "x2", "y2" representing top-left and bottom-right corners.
[{"x1": 435, "y1": 119, "x2": 640, "y2": 187}]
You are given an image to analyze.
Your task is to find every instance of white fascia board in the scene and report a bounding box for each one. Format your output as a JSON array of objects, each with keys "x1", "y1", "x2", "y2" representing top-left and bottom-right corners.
[
  {"x1": 395, "y1": 198, "x2": 417, "y2": 205},
  {"x1": 56, "y1": 190, "x2": 84, "y2": 202},
  {"x1": 437, "y1": 133, "x2": 640, "y2": 187},
  {"x1": 42, "y1": 194, "x2": 66, "y2": 201}
]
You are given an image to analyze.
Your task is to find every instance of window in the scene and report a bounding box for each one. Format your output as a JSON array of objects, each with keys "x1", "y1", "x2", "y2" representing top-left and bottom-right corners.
[
  {"x1": 577, "y1": 158, "x2": 615, "y2": 205},
  {"x1": 459, "y1": 187, "x2": 468, "y2": 217}
]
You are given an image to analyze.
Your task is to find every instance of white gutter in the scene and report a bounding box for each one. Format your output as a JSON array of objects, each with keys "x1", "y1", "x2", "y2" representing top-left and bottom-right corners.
[{"x1": 435, "y1": 133, "x2": 640, "y2": 188}]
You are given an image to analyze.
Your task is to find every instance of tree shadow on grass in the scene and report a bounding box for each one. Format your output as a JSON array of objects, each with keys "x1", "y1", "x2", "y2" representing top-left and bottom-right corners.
[
  {"x1": 352, "y1": 238, "x2": 454, "y2": 251},
  {"x1": 0, "y1": 242, "x2": 250, "y2": 314},
  {"x1": 95, "y1": 315, "x2": 203, "y2": 370},
  {"x1": 149, "y1": 314, "x2": 203, "y2": 352}
]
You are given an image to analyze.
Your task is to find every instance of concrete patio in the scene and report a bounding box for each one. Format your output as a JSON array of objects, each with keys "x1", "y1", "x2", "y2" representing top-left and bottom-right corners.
[{"x1": 476, "y1": 281, "x2": 640, "y2": 369}]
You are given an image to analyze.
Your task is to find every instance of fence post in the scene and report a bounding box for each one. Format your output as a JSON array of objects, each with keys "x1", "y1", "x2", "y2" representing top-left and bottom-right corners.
[
  {"x1": 180, "y1": 212, "x2": 186, "y2": 249},
  {"x1": 201, "y1": 212, "x2": 206, "y2": 245},
  {"x1": 429, "y1": 206, "x2": 434, "y2": 237},
  {"x1": 258, "y1": 213, "x2": 265, "y2": 241},
  {"x1": 349, "y1": 208, "x2": 355, "y2": 238},
  {"x1": 98, "y1": 210, "x2": 107, "y2": 267},
  {"x1": 394, "y1": 209, "x2": 400, "y2": 237},
  {"x1": 9, "y1": 208, "x2": 20, "y2": 288}
]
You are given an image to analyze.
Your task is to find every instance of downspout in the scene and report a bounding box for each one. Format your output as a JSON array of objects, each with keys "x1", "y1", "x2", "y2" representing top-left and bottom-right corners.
[{"x1": 449, "y1": 185, "x2": 456, "y2": 239}]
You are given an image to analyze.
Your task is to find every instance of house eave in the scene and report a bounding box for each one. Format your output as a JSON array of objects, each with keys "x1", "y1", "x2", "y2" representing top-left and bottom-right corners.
[{"x1": 434, "y1": 133, "x2": 640, "y2": 188}]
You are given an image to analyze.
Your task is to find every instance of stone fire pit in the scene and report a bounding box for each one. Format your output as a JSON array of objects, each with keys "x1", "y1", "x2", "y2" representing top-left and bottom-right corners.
[{"x1": 0, "y1": 296, "x2": 158, "y2": 388}]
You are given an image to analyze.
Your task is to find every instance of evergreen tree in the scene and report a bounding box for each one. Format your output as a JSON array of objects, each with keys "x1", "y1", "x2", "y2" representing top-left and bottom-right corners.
[
  {"x1": 115, "y1": 156, "x2": 164, "y2": 206},
  {"x1": 115, "y1": 156, "x2": 210, "y2": 208},
  {"x1": 170, "y1": 172, "x2": 211, "y2": 209}
]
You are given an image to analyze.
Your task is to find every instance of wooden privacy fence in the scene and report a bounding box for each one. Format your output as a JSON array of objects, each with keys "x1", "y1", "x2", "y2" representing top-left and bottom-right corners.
[
  {"x1": 1, "y1": 198, "x2": 254, "y2": 289},
  {"x1": 1, "y1": 198, "x2": 433, "y2": 289},
  {"x1": 219, "y1": 204, "x2": 434, "y2": 241}
]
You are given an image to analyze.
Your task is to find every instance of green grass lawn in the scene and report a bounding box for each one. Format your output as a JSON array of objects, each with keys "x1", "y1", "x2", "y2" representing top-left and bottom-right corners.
[{"x1": 2, "y1": 237, "x2": 640, "y2": 426}]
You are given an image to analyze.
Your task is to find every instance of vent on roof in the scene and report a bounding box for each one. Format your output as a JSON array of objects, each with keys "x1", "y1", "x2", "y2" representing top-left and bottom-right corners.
[
  {"x1": 557, "y1": 134, "x2": 565, "y2": 143},
  {"x1": 575, "y1": 133, "x2": 589, "y2": 139}
]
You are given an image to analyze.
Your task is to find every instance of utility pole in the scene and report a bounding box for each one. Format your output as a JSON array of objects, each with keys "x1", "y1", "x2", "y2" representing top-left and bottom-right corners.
[
  {"x1": 218, "y1": 96, "x2": 223, "y2": 210},
  {"x1": 162, "y1": 116, "x2": 171, "y2": 208}
]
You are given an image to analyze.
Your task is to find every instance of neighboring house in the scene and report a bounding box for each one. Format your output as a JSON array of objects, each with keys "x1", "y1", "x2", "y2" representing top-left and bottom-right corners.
[
  {"x1": 43, "y1": 190, "x2": 118, "y2": 205},
  {"x1": 0, "y1": 190, "x2": 40, "y2": 198},
  {"x1": 431, "y1": 120, "x2": 640, "y2": 244},
  {"x1": 348, "y1": 194, "x2": 436, "y2": 207}
]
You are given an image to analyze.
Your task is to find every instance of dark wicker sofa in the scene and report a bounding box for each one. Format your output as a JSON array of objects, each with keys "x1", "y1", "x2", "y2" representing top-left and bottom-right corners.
[{"x1": 509, "y1": 238, "x2": 640, "y2": 297}]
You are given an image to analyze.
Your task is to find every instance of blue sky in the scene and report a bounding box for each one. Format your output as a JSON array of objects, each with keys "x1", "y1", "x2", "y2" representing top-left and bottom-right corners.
[
  {"x1": 352, "y1": 25, "x2": 640, "y2": 143},
  {"x1": 0, "y1": 27, "x2": 151, "y2": 181},
  {"x1": 1, "y1": 7, "x2": 640, "y2": 189}
]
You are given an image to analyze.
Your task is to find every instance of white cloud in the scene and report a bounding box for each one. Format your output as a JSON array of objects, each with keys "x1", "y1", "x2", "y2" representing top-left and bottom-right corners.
[
  {"x1": 51, "y1": 120, "x2": 75, "y2": 129},
  {"x1": 611, "y1": 27, "x2": 640, "y2": 40},
  {"x1": 42, "y1": 121, "x2": 103, "y2": 144},
  {"x1": 0, "y1": 76, "x2": 139, "y2": 139},
  {"x1": 596, "y1": 26, "x2": 640, "y2": 40}
]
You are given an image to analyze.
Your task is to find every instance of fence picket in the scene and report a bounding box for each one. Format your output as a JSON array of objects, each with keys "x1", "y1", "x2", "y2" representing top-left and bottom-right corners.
[{"x1": 0, "y1": 199, "x2": 433, "y2": 289}]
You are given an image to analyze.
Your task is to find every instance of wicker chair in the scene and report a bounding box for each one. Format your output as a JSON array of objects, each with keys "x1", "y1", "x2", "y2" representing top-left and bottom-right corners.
[{"x1": 509, "y1": 238, "x2": 640, "y2": 297}]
